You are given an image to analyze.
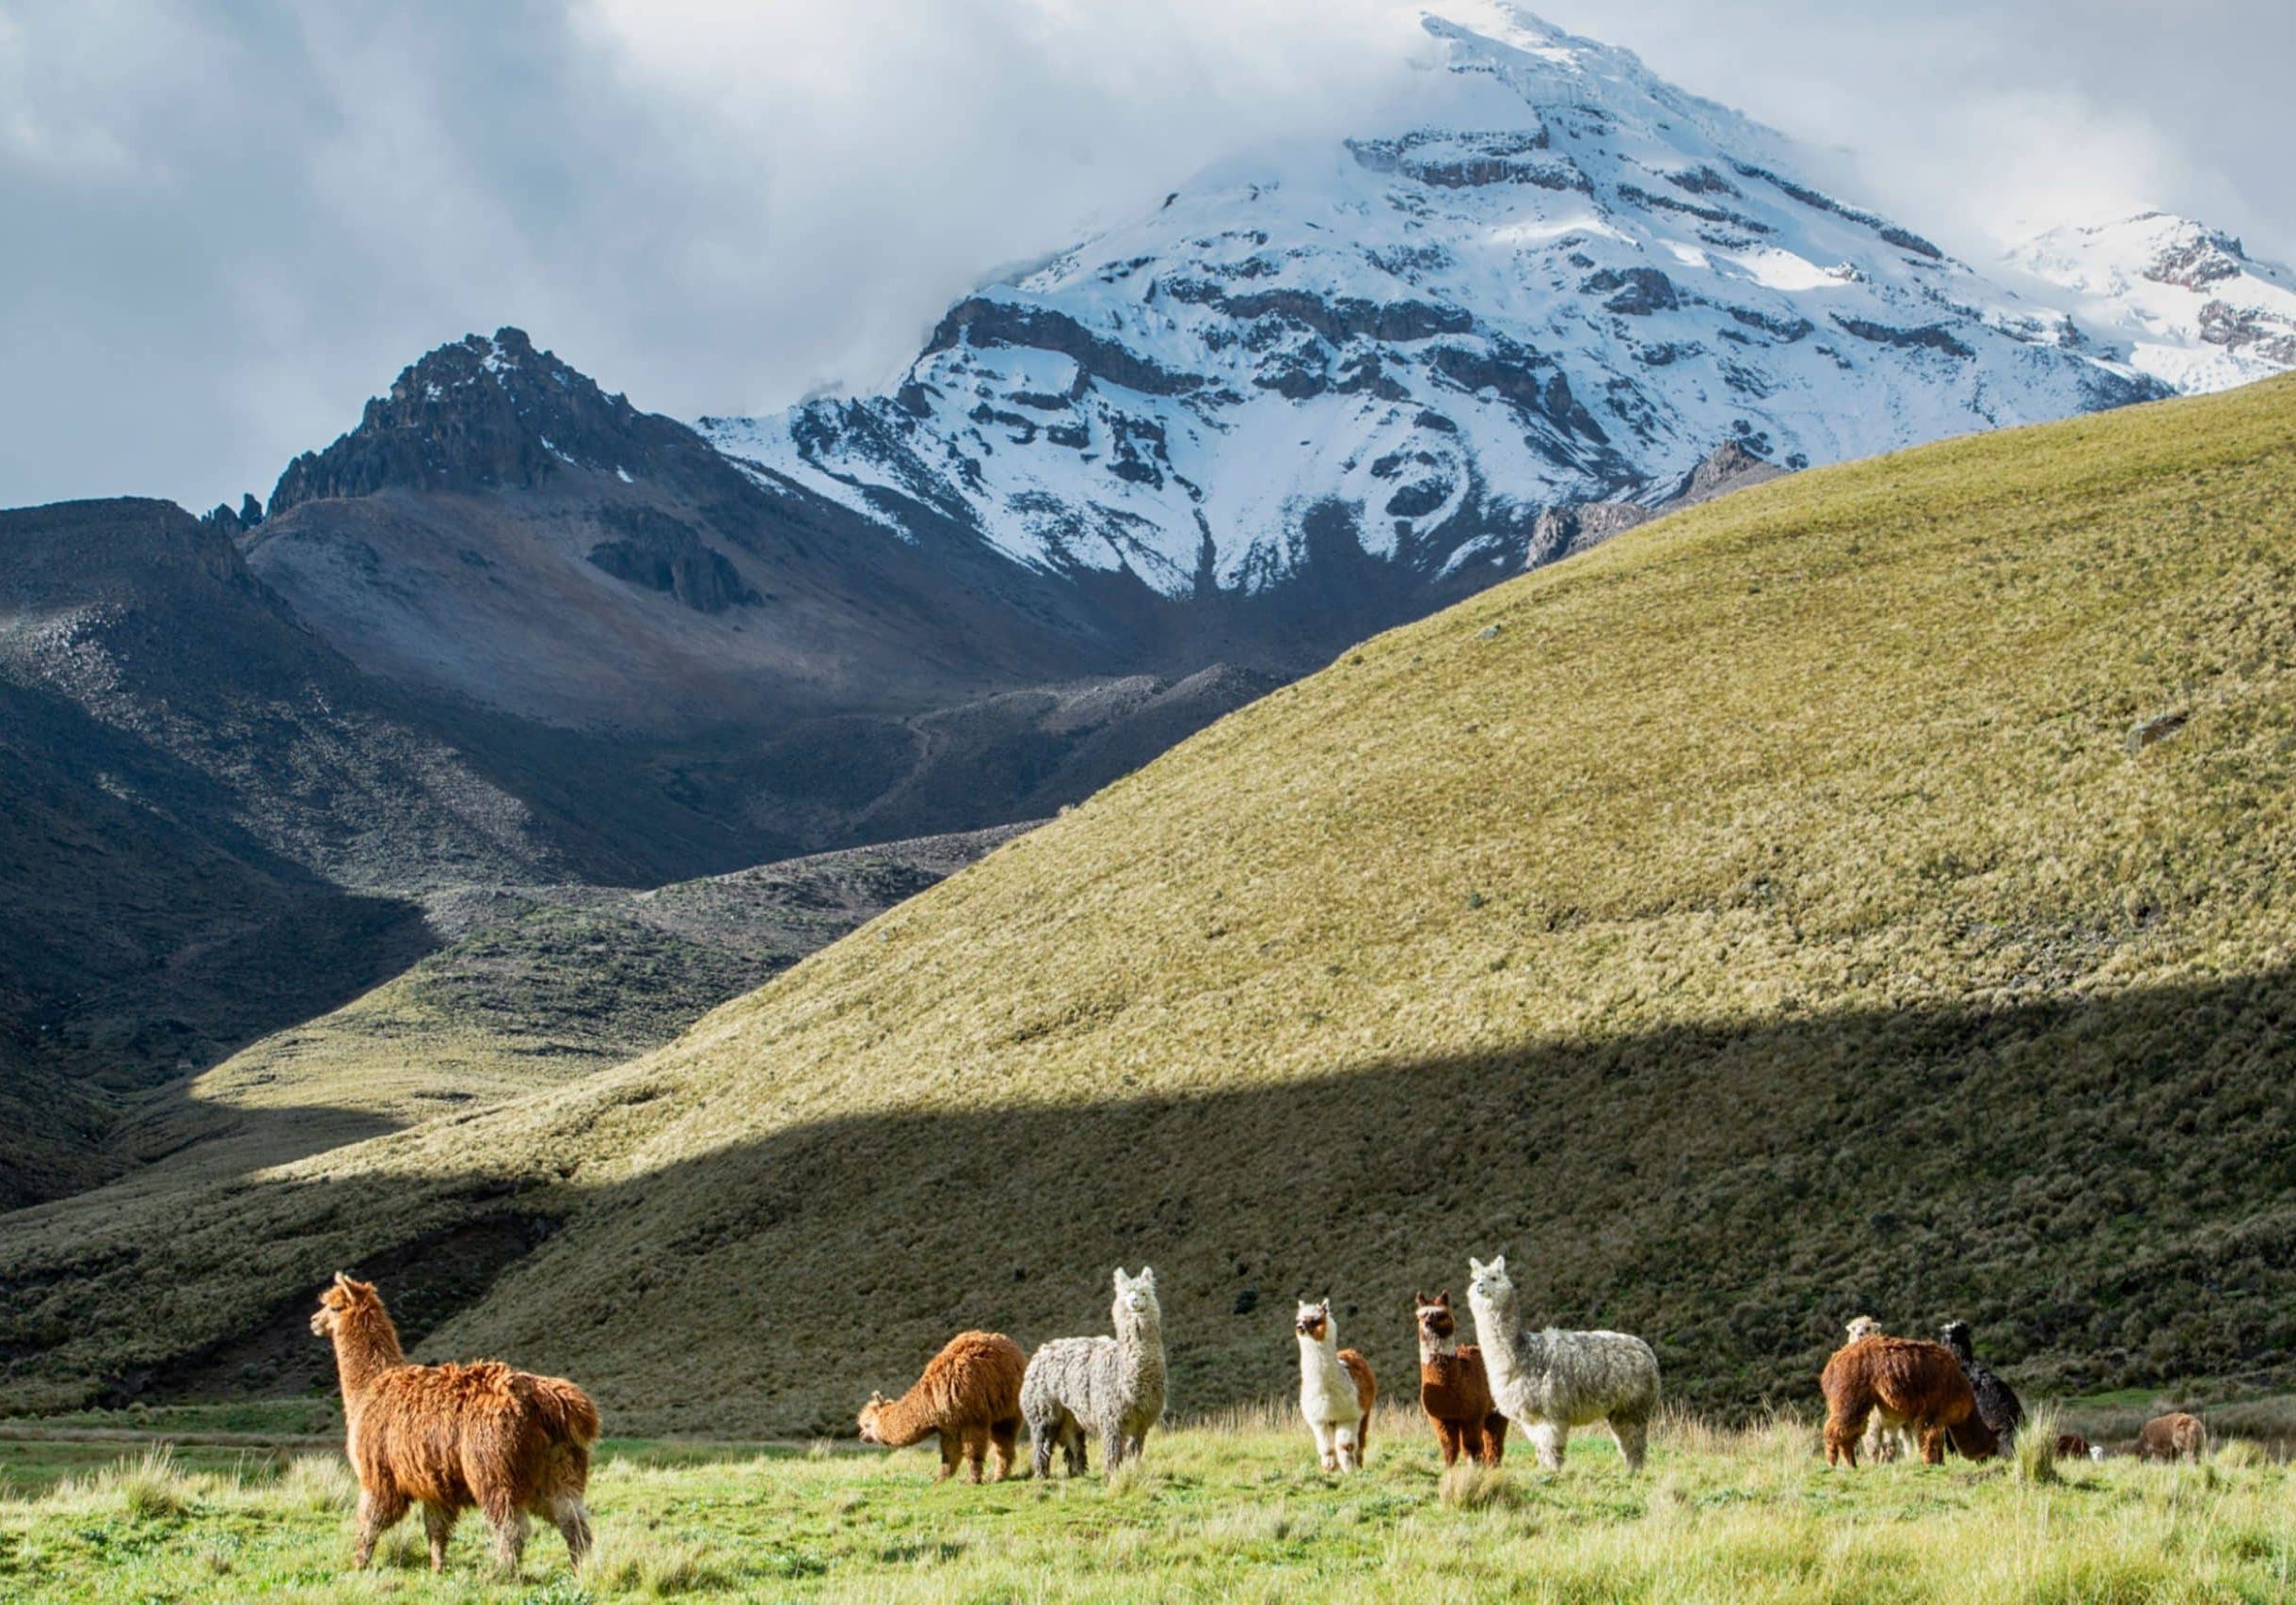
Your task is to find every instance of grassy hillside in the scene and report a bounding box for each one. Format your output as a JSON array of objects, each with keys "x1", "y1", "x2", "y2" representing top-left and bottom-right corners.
[
  {"x1": 4, "y1": 378, "x2": 2293, "y2": 1430},
  {"x1": 4, "y1": 1412, "x2": 2291, "y2": 1601}
]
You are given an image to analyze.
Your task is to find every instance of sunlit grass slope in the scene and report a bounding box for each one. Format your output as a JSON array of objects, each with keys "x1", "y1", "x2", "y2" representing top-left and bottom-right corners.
[
  {"x1": 5, "y1": 378, "x2": 2293, "y2": 1432},
  {"x1": 3, "y1": 1414, "x2": 2293, "y2": 1601}
]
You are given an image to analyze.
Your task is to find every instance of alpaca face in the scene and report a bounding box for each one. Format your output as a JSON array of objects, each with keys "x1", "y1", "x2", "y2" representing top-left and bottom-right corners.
[
  {"x1": 856, "y1": 1391, "x2": 891, "y2": 1444},
  {"x1": 1940, "y1": 1320, "x2": 1973, "y2": 1359},
  {"x1": 1466, "y1": 1255, "x2": 1511, "y2": 1305},
  {"x1": 1114, "y1": 1266, "x2": 1159, "y2": 1321},
  {"x1": 1415, "y1": 1292, "x2": 1457, "y2": 1344},
  {"x1": 310, "y1": 1272, "x2": 370, "y2": 1338},
  {"x1": 1845, "y1": 1315, "x2": 1885, "y2": 1343},
  {"x1": 1294, "y1": 1300, "x2": 1331, "y2": 1342}
]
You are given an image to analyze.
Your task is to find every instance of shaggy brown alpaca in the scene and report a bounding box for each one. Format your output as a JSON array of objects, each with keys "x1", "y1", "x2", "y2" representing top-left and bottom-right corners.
[
  {"x1": 1821, "y1": 1335, "x2": 1998, "y2": 1467},
  {"x1": 1414, "y1": 1291, "x2": 1507, "y2": 1467},
  {"x1": 2134, "y1": 1412, "x2": 2208, "y2": 1463},
  {"x1": 2055, "y1": 1432, "x2": 2095, "y2": 1460},
  {"x1": 858, "y1": 1330, "x2": 1028, "y2": 1483},
  {"x1": 311, "y1": 1274, "x2": 598, "y2": 1574}
]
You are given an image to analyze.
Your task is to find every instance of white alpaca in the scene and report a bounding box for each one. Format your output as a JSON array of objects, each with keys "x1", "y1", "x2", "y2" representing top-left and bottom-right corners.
[
  {"x1": 1465, "y1": 1255, "x2": 1661, "y2": 1472},
  {"x1": 1843, "y1": 1315, "x2": 1915, "y2": 1464},
  {"x1": 1294, "y1": 1300, "x2": 1375, "y2": 1472}
]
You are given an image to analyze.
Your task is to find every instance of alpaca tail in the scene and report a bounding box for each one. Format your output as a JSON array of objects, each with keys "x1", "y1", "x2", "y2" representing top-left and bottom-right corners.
[{"x1": 533, "y1": 1376, "x2": 602, "y2": 1446}]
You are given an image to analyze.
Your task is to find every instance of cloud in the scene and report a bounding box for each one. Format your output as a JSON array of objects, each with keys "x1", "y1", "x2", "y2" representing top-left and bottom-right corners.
[{"x1": 0, "y1": 0, "x2": 2287, "y2": 513}]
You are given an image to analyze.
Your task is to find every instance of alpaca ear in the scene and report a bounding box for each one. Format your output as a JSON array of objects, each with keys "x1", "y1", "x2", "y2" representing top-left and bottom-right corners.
[
  {"x1": 1490, "y1": 1255, "x2": 1507, "y2": 1275},
  {"x1": 333, "y1": 1271, "x2": 352, "y2": 1289},
  {"x1": 1438, "y1": 1289, "x2": 1451, "y2": 1307},
  {"x1": 1137, "y1": 1266, "x2": 1155, "y2": 1286},
  {"x1": 1468, "y1": 1257, "x2": 1487, "y2": 1277}
]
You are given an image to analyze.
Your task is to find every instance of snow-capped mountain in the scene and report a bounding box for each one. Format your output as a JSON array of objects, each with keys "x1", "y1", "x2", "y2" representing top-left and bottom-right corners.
[
  {"x1": 702, "y1": 4, "x2": 2161, "y2": 599},
  {"x1": 2005, "y1": 213, "x2": 2296, "y2": 396}
]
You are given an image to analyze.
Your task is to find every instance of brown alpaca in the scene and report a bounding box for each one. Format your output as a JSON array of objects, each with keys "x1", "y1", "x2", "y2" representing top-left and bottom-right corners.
[
  {"x1": 2134, "y1": 1412, "x2": 2207, "y2": 1463},
  {"x1": 858, "y1": 1330, "x2": 1028, "y2": 1483},
  {"x1": 1414, "y1": 1291, "x2": 1507, "y2": 1467},
  {"x1": 2055, "y1": 1432, "x2": 2095, "y2": 1460},
  {"x1": 1821, "y1": 1335, "x2": 1998, "y2": 1467},
  {"x1": 311, "y1": 1274, "x2": 598, "y2": 1574}
]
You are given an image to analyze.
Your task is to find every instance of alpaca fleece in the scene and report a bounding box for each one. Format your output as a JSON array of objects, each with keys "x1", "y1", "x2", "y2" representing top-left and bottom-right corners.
[
  {"x1": 311, "y1": 1274, "x2": 598, "y2": 1574},
  {"x1": 1415, "y1": 1292, "x2": 1507, "y2": 1468},
  {"x1": 1465, "y1": 1256, "x2": 1659, "y2": 1472},
  {"x1": 1940, "y1": 1319, "x2": 2024, "y2": 1444},
  {"x1": 1842, "y1": 1316, "x2": 1911, "y2": 1463},
  {"x1": 1024, "y1": 1266, "x2": 1166, "y2": 1478},
  {"x1": 1295, "y1": 1299, "x2": 1377, "y2": 1471},
  {"x1": 858, "y1": 1329, "x2": 1026, "y2": 1483},
  {"x1": 1821, "y1": 1335, "x2": 1996, "y2": 1467},
  {"x1": 2135, "y1": 1412, "x2": 2208, "y2": 1463}
]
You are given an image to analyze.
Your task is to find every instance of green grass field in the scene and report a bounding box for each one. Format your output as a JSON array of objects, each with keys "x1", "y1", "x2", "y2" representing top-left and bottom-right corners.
[{"x1": 2, "y1": 1406, "x2": 2290, "y2": 1602}]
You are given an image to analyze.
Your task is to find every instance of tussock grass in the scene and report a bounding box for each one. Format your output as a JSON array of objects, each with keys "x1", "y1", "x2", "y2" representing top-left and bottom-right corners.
[
  {"x1": 3, "y1": 1417, "x2": 2291, "y2": 1600},
  {"x1": 7, "y1": 381, "x2": 2296, "y2": 1436}
]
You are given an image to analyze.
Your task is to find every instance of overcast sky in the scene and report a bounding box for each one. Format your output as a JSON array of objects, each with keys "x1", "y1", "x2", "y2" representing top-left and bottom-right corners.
[{"x1": 2, "y1": 0, "x2": 2288, "y2": 513}]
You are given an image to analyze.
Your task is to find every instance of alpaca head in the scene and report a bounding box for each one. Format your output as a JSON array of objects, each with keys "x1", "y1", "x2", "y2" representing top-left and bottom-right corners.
[
  {"x1": 1294, "y1": 1299, "x2": 1331, "y2": 1343},
  {"x1": 1414, "y1": 1291, "x2": 1457, "y2": 1344},
  {"x1": 1113, "y1": 1266, "x2": 1159, "y2": 1327},
  {"x1": 1939, "y1": 1319, "x2": 1974, "y2": 1361},
  {"x1": 1845, "y1": 1314, "x2": 1885, "y2": 1343},
  {"x1": 310, "y1": 1271, "x2": 379, "y2": 1339},
  {"x1": 856, "y1": 1390, "x2": 894, "y2": 1444},
  {"x1": 1466, "y1": 1255, "x2": 1512, "y2": 1311}
]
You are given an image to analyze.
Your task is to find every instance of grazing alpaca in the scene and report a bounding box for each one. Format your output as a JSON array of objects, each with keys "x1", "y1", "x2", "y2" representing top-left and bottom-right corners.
[
  {"x1": 1294, "y1": 1300, "x2": 1377, "y2": 1471},
  {"x1": 1821, "y1": 1335, "x2": 1997, "y2": 1467},
  {"x1": 1415, "y1": 1291, "x2": 1507, "y2": 1467},
  {"x1": 1464, "y1": 1255, "x2": 1660, "y2": 1472},
  {"x1": 311, "y1": 1274, "x2": 598, "y2": 1574},
  {"x1": 1939, "y1": 1320, "x2": 2023, "y2": 1445},
  {"x1": 857, "y1": 1330, "x2": 1027, "y2": 1483},
  {"x1": 1842, "y1": 1316, "x2": 1913, "y2": 1464},
  {"x1": 1023, "y1": 1266, "x2": 1167, "y2": 1479},
  {"x1": 2055, "y1": 1432, "x2": 2098, "y2": 1461},
  {"x1": 2134, "y1": 1412, "x2": 2208, "y2": 1463}
]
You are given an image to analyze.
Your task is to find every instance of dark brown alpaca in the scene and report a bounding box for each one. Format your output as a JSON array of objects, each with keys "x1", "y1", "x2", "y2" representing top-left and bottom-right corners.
[
  {"x1": 1821, "y1": 1335, "x2": 1998, "y2": 1467},
  {"x1": 1414, "y1": 1291, "x2": 1507, "y2": 1467},
  {"x1": 2134, "y1": 1412, "x2": 2208, "y2": 1463},
  {"x1": 858, "y1": 1329, "x2": 1028, "y2": 1482},
  {"x1": 311, "y1": 1274, "x2": 598, "y2": 1574}
]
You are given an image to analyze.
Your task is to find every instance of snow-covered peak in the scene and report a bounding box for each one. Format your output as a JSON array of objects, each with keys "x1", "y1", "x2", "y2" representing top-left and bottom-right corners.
[
  {"x1": 703, "y1": 8, "x2": 2164, "y2": 601},
  {"x1": 2005, "y1": 213, "x2": 2296, "y2": 394}
]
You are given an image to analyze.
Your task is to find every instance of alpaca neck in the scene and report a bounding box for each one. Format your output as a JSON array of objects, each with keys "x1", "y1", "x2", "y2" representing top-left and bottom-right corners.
[
  {"x1": 1299, "y1": 1329, "x2": 1346, "y2": 1390},
  {"x1": 1471, "y1": 1291, "x2": 1541, "y2": 1390},
  {"x1": 1115, "y1": 1310, "x2": 1163, "y2": 1395},
  {"x1": 328, "y1": 1304, "x2": 405, "y2": 1406},
  {"x1": 1419, "y1": 1329, "x2": 1458, "y2": 1364}
]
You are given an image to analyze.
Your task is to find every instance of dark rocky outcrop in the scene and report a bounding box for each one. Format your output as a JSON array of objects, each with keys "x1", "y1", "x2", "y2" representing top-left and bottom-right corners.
[{"x1": 587, "y1": 507, "x2": 759, "y2": 613}]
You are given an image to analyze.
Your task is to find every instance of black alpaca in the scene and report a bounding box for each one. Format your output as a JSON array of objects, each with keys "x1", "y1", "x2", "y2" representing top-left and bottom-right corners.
[{"x1": 1940, "y1": 1320, "x2": 2022, "y2": 1444}]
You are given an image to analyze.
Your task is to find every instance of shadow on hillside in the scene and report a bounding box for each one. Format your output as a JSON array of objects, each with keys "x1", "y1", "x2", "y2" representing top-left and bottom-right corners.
[{"x1": 7, "y1": 963, "x2": 2294, "y2": 1429}]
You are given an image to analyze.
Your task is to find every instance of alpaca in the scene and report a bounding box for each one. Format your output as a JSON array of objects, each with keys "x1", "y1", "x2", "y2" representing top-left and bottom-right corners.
[
  {"x1": 1939, "y1": 1320, "x2": 2023, "y2": 1445},
  {"x1": 1821, "y1": 1335, "x2": 1997, "y2": 1467},
  {"x1": 1842, "y1": 1316, "x2": 1913, "y2": 1464},
  {"x1": 2134, "y1": 1412, "x2": 2207, "y2": 1463},
  {"x1": 1464, "y1": 1255, "x2": 1660, "y2": 1472},
  {"x1": 1023, "y1": 1266, "x2": 1167, "y2": 1478},
  {"x1": 1415, "y1": 1291, "x2": 1507, "y2": 1467},
  {"x1": 2054, "y1": 1432, "x2": 2098, "y2": 1461},
  {"x1": 857, "y1": 1330, "x2": 1027, "y2": 1483},
  {"x1": 311, "y1": 1274, "x2": 598, "y2": 1574},
  {"x1": 1294, "y1": 1300, "x2": 1377, "y2": 1471}
]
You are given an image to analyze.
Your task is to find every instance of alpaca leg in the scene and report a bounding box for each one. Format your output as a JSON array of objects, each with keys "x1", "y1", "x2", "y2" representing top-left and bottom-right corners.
[
  {"x1": 965, "y1": 1427, "x2": 989, "y2": 1485},
  {"x1": 1609, "y1": 1414, "x2": 1649, "y2": 1473},
  {"x1": 1102, "y1": 1427, "x2": 1126, "y2": 1475},
  {"x1": 1333, "y1": 1422, "x2": 1359, "y2": 1471},
  {"x1": 486, "y1": 1495, "x2": 529, "y2": 1576},
  {"x1": 992, "y1": 1419, "x2": 1021, "y2": 1481},
  {"x1": 935, "y1": 1430, "x2": 960, "y2": 1482},
  {"x1": 1437, "y1": 1419, "x2": 1463, "y2": 1468},
  {"x1": 1125, "y1": 1432, "x2": 1148, "y2": 1463},
  {"x1": 1031, "y1": 1420, "x2": 1057, "y2": 1480},
  {"x1": 1824, "y1": 1405, "x2": 1865, "y2": 1468},
  {"x1": 1918, "y1": 1424, "x2": 1946, "y2": 1466},
  {"x1": 551, "y1": 1496, "x2": 593, "y2": 1567},
  {"x1": 1483, "y1": 1414, "x2": 1509, "y2": 1466},
  {"x1": 1358, "y1": 1411, "x2": 1372, "y2": 1468},
  {"x1": 1528, "y1": 1422, "x2": 1567, "y2": 1471},
  {"x1": 351, "y1": 1486, "x2": 408, "y2": 1570},
  {"x1": 1311, "y1": 1419, "x2": 1337, "y2": 1472},
  {"x1": 422, "y1": 1502, "x2": 457, "y2": 1572}
]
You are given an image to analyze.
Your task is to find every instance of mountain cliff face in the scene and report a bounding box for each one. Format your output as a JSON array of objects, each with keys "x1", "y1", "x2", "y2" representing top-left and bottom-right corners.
[
  {"x1": 703, "y1": 6, "x2": 2161, "y2": 601},
  {"x1": 2005, "y1": 212, "x2": 2296, "y2": 396}
]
